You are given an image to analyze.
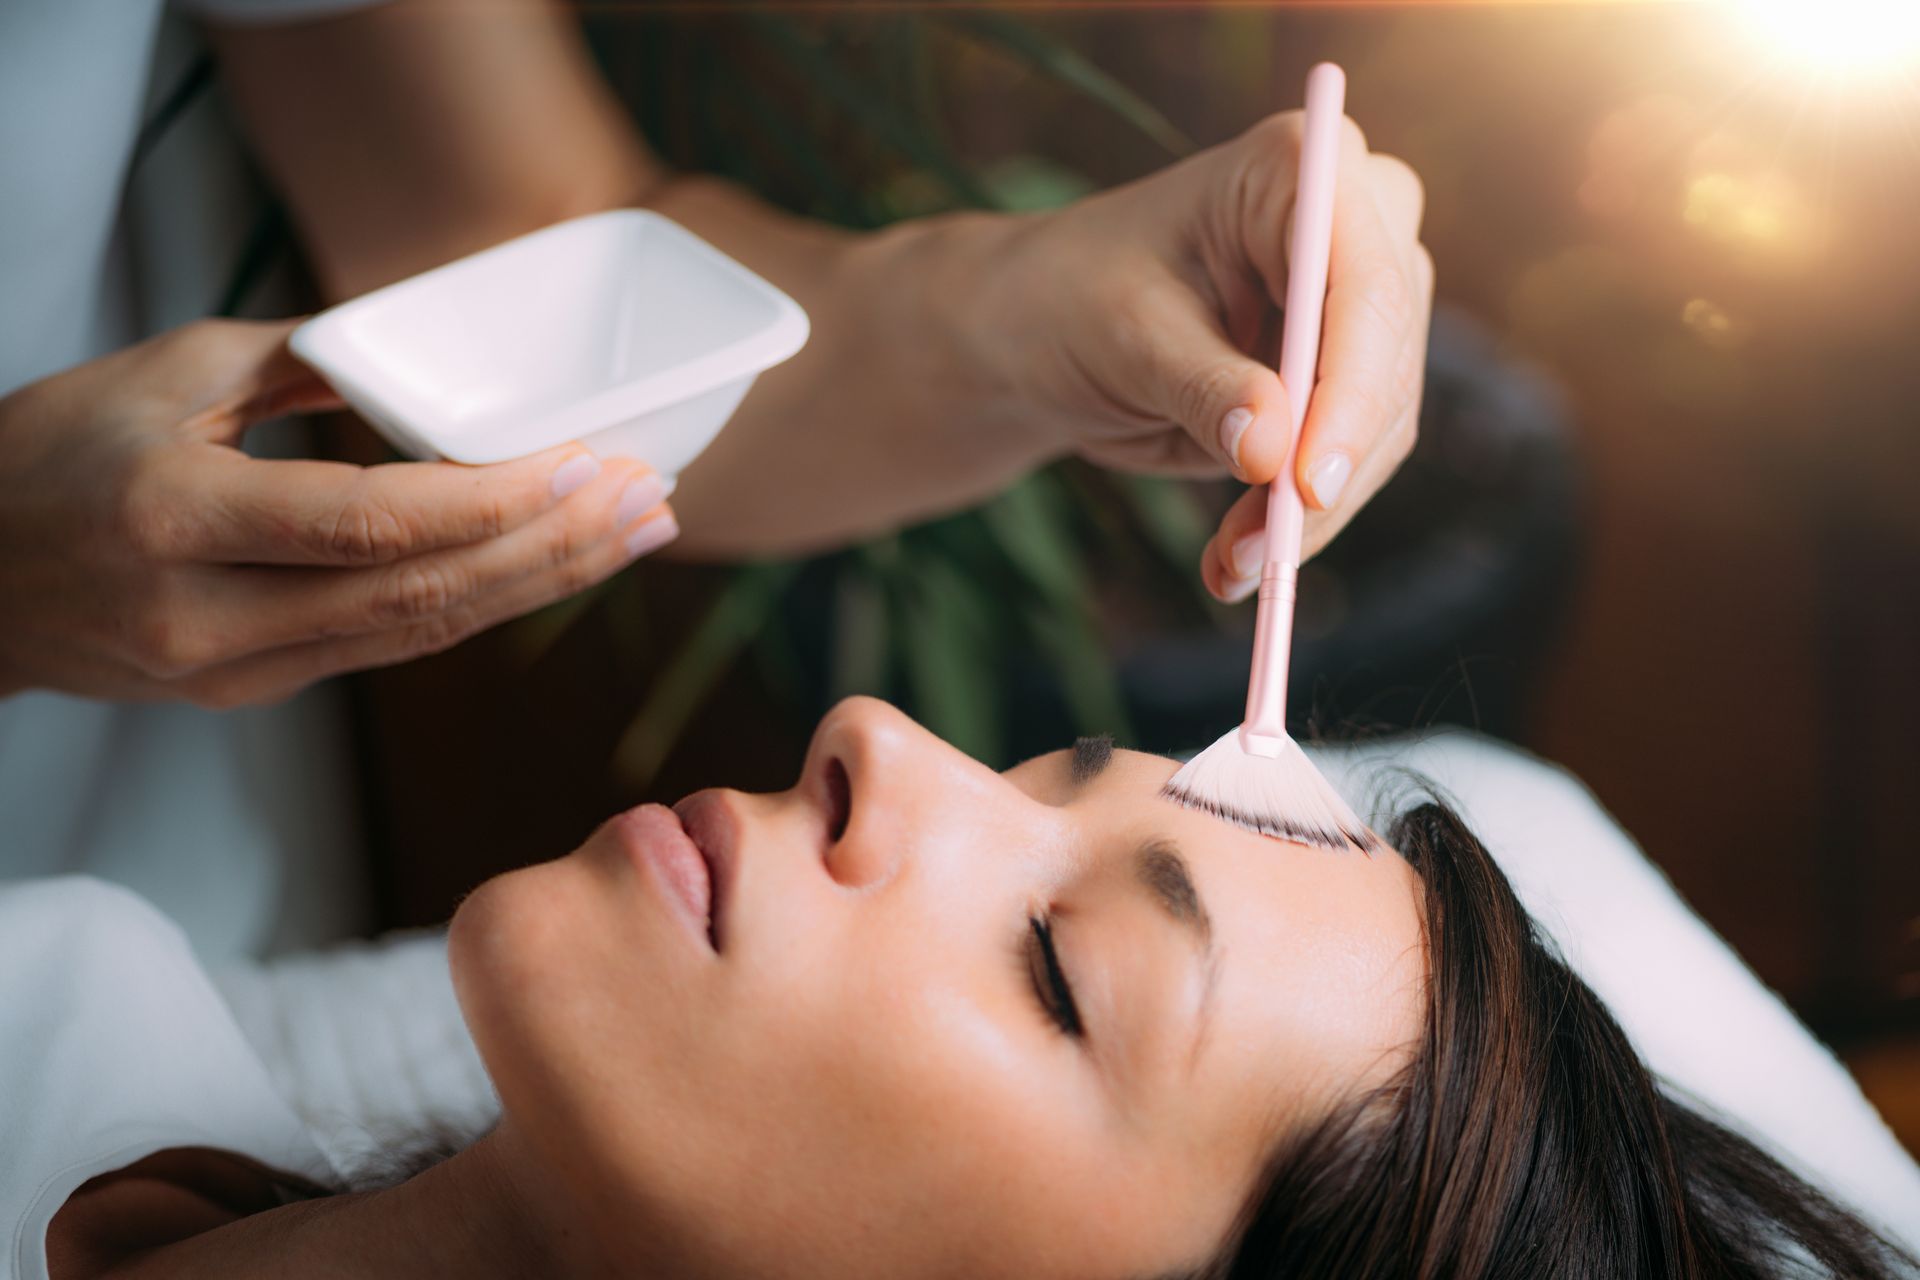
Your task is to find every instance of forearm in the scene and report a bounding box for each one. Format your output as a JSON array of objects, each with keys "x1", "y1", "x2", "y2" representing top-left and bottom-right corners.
[
  {"x1": 208, "y1": 0, "x2": 662, "y2": 301},
  {"x1": 642, "y1": 177, "x2": 1061, "y2": 557}
]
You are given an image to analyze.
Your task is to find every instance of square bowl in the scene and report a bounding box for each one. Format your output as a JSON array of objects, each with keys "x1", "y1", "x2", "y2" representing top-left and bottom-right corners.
[{"x1": 290, "y1": 210, "x2": 808, "y2": 474}]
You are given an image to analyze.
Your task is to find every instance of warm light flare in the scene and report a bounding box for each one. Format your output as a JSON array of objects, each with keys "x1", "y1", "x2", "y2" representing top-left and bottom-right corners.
[{"x1": 1730, "y1": 0, "x2": 1920, "y2": 78}]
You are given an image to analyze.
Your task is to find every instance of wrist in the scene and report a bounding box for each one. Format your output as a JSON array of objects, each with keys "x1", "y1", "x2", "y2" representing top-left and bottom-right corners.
[
  {"x1": 849, "y1": 208, "x2": 1071, "y2": 467},
  {"x1": 646, "y1": 172, "x2": 1068, "y2": 471},
  {"x1": 643, "y1": 174, "x2": 859, "y2": 297}
]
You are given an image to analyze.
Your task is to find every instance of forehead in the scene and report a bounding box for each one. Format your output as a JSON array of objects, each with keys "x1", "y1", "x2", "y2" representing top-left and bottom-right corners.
[{"x1": 1009, "y1": 744, "x2": 1429, "y2": 1125}]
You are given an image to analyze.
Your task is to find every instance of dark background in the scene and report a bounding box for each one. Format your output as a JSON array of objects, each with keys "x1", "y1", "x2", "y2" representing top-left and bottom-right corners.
[{"x1": 336, "y1": 2, "x2": 1920, "y2": 1150}]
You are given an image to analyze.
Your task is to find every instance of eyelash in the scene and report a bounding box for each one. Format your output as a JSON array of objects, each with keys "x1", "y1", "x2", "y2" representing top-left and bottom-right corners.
[{"x1": 1025, "y1": 914, "x2": 1084, "y2": 1038}]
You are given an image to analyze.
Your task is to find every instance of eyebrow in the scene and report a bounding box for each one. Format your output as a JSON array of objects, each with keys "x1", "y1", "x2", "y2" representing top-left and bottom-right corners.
[
  {"x1": 1135, "y1": 839, "x2": 1213, "y2": 949},
  {"x1": 1069, "y1": 735, "x2": 1114, "y2": 785},
  {"x1": 1066, "y1": 741, "x2": 1215, "y2": 949},
  {"x1": 1136, "y1": 838, "x2": 1219, "y2": 1073}
]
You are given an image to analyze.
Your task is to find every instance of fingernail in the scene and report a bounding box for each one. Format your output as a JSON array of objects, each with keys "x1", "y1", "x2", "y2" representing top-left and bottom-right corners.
[
  {"x1": 1219, "y1": 407, "x2": 1256, "y2": 472},
  {"x1": 615, "y1": 474, "x2": 676, "y2": 527},
  {"x1": 1230, "y1": 531, "x2": 1267, "y2": 579},
  {"x1": 1223, "y1": 572, "x2": 1259, "y2": 605},
  {"x1": 549, "y1": 453, "x2": 600, "y2": 499},
  {"x1": 1305, "y1": 452, "x2": 1353, "y2": 509},
  {"x1": 624, "y1": 512, "x2": 680, "y2": 559}
]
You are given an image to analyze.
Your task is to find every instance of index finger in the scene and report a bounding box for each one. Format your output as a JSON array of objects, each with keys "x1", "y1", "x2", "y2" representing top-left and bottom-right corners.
[
  {"x1": 1293, "y1": 144, "x2": 1427, "y2": 510},
  {"x1": 159, "y1": 442, "x2": 603, "y2": 566}
]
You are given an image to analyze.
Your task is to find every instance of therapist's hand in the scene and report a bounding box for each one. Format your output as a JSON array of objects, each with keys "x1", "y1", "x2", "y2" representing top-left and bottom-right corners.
[
  {"x1": 0, "y1": 318, "x2": 678, "y2": 708},
  {"x1": 976, "y1": 112, "x2": 1432, "y2": 600}
]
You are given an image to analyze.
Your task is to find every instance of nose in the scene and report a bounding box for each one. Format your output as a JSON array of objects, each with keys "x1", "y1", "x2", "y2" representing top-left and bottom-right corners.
[{"x1": 800, "y1": 696, "x2": 991, "y2": 890}]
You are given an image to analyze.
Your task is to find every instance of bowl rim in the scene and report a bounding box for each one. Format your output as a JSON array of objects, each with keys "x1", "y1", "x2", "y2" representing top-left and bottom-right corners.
[{"x1": 289, "y1": 209, "x2": 809, "y2": 464}]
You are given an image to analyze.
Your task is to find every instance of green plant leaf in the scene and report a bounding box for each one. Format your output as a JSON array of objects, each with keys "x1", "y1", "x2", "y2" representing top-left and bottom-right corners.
[
  {"x1": 744, "y1": 11, "x2": 999, "y2": 209},
  {"x1": 980, "y1": 155, "x2": 1095, "y2": 213},
  {"x1": 898, "y1": 13, "x2": 947, "y2": 148},
  {"x1": 978, "y1": 472, "x2": 1090, "y2": 607},
  {"x1": 509, "y1": 578, "x2": 617, "y2": 669},
  {"x1": 1111, "y1": 473, "x2": 1213, "y2": 575},
  {"x1": 829, "y1": 553, "x2": 892, "y2": 700},
  {"x1": 613, "y1": 562, "x2": 802, "y2": 787},
  {"x1": 899, "y1": 551, "x2": 1003, "y2": 761},
  {"x1": 1026, "y1": 602, "x2": 1135, "y2": 743},
  {"x1": 941, "y1": 11, "x2": 1196, "y2": 158},
  {"x1": 727, "y1": 66, "x2": 877, "y2": 227},
  {"x1": 979, "y1": 472, "x2": 1137, "y2": 740},
  {"x1": 752, "y1": 609, "x2": 808, "y2": 707}
]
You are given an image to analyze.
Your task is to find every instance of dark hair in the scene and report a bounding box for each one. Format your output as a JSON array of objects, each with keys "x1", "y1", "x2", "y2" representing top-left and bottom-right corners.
[{"x1": 1202, "y1": 801, "x2": 1916, "y2": 1279}]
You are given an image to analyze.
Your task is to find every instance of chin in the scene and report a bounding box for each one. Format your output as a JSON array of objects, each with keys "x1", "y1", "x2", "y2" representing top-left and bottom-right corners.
[{"x1": 444, "y1": 857, "x2": 597, "y2": 1105}]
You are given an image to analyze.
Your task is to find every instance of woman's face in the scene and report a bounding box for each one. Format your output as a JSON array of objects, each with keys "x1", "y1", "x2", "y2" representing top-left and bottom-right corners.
[{"x1": 450, "y1": 698, "x2": 1426, "y2": 1279}]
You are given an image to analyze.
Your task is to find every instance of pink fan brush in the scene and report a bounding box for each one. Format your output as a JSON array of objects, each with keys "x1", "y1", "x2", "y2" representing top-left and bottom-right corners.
[{"x1": 1161, "y1": 62, "x2": 1379, "y2": 853}]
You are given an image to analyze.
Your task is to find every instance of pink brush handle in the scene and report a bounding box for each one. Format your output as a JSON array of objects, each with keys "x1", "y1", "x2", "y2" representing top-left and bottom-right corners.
[{"x1": 1241, "y1": 62, "x2": 1345, "y2": 754}]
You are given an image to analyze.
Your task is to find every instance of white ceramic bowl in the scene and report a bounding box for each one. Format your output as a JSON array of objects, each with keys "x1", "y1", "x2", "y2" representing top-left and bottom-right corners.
[{"x1": 290, "y1": 210, "x2": 808, "y2": 473}]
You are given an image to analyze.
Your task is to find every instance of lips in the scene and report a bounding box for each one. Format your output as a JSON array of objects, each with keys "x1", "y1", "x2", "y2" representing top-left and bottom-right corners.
[
  {"x1": 673, "y1": 791, "x2": 736, "y2": 951},
  {"x1": 617, "y1": 804, "x2": 715, "y2": 951}
]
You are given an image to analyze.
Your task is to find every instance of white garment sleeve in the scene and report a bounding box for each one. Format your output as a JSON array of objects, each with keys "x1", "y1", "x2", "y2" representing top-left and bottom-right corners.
[{"x1": 0, "y1": 878, "x2": 335, "y2": 1280}]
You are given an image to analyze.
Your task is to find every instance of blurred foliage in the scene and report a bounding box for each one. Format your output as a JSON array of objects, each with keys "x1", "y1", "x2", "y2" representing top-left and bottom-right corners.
[{"x1": 563, "y1": 6, "x2": 1220, "y2": 780}]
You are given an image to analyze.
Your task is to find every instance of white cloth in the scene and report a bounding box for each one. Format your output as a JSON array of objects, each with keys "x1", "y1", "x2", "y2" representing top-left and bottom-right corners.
[
  {"x1": 0, "y1": 877, "x2": 337, "y2": 1280},
  {"x1": 0, "y1": 0, "x2": 387, "y2": 958}
]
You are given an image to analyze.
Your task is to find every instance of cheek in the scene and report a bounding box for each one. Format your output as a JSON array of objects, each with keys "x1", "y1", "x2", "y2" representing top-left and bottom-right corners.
[
  {"x1": 672, "y1": 943, "x2": 1183, "y2": 1278},
  {"x1": 448, "y1": 863, "x2": 633, "y2": 1125}
]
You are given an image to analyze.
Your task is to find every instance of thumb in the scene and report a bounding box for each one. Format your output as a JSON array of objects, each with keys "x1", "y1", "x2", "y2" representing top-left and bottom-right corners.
[
  {"x1": 1123, "y1": 292, "x2": 1294, "y2": 484},
  {"x1": 164, "y1": 318, "x2": 344, "y2": 443}
]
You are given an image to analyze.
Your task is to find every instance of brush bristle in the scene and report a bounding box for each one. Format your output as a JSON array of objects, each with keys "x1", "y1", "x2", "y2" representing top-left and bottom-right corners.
[{"x1": 1161, "y1": 729, "x2": 1379, "y2": 852}]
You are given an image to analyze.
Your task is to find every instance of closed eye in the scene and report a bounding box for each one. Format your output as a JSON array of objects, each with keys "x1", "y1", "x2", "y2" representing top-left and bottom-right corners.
[{"x1": 1027, "y1": 915, "x2": 1084, "y2": 1038}]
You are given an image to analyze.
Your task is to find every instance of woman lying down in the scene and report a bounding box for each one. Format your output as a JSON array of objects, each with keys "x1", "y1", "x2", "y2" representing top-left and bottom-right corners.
[{"x1": 9, "y1": 698, "x2": 1916, "y2": 1279}]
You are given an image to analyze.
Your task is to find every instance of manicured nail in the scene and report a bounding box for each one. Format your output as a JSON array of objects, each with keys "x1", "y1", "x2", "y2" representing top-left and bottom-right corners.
[
  {"x1": 1219, "y1": 407, "x2": 1256, "y2": 472},
  {"x1": 1223, "y1": 572, "x2": 1259, "y2": 605},
  {"x1": 549, "y1": 453, "x2": 600, "y2": 499},
  {"x1": 615, "y1": 474, "x2": 676, "y2": 527},
  {"x1": 1305, "y1": 452, "x2": 1353, "y2": 509},
  {"x1": 1230, "y1": 531, "x2": 1267, "y2": 579},
  {"x1": 624, "y1": 512, "x2": 680, "y2": 559}
]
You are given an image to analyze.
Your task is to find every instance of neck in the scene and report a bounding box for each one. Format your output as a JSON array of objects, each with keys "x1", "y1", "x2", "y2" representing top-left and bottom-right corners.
[{"x1": 101, "y1": 1131, "x2": 561, "y2": 1280}]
